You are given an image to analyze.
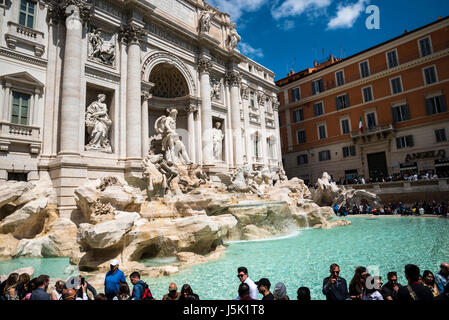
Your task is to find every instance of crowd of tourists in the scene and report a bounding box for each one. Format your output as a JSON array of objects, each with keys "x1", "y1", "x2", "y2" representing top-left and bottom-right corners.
[
  {"x1": 333, "y1": 200, "x2": 449, "y2": 217},
  {"x1": 337, "y1": 171, "x2": 447, "y2": 186},
  {"x1": 0, "y1": 259, "x2": 448, "y2": 301}
]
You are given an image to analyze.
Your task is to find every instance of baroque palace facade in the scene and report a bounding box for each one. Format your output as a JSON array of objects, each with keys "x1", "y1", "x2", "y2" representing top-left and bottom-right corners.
[
  {"x1": 277, "y1": 16, "x2": 449, "y2": 184},
  {"x1": 0, "y1": 0, "x2": 281, "y2": 217}
]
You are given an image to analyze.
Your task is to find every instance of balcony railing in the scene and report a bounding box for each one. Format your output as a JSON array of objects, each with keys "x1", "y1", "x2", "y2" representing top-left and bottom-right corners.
[
  {"x1": 350, "y1": 123, "x2": 394, "y2": 138},
  {"x1": 5, "y1": 21, "x2": 45, "y2": 56}
]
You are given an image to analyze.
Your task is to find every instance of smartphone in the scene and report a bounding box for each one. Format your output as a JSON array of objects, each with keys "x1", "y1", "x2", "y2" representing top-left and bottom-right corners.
[{"x1": 80, "y1": 277, "x2": 85, "y2": 286}]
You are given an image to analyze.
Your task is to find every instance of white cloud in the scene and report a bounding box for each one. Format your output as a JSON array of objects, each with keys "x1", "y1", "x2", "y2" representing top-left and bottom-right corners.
[
  {"x1": 239, "y1": 42, "x2": 264, "y2": 59},
  {"x1": 208, "y1": 0, "x2": 268, "y2": 21},
  {"x1": 271, "y1": 0, "x2": 332, "y2": 20},
  {"x1": 327, "y1": 0, "x2": 369, "y2": 30},
  {"x1": 278, "y1": 20, "x2": 296, "y2": 30}
]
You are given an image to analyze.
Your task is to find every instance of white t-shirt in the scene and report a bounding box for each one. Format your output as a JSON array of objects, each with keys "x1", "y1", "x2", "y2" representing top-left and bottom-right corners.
[
  {"x1": 52, "y1": 289, "x2": 62, "y2": 300},
  {"x1": 362, "y1": 290, "x2": 384, "y2": 300}
]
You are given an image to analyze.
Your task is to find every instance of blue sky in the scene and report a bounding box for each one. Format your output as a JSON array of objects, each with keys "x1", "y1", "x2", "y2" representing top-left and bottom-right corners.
[{"x1": 208, "y1": 0, "x2": 449, "y2": 81}]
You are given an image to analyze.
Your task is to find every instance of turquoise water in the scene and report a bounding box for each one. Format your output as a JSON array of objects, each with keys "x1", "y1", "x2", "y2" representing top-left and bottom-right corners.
[{"x1": 1, "y1": 217, "x2": 448, "y2": 300}]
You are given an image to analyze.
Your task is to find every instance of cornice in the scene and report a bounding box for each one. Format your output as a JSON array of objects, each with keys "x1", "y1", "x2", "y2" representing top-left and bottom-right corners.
[
  {"x1": 0, "y1": 48, "x2": 47, "y2": 68},
  {"x1": 280, "y1": 48, "x2": 449, "y2": 110}
]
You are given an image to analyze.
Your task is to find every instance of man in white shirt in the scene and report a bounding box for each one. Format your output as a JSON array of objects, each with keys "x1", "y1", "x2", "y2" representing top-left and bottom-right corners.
[{"x1": 236, "y1": 267, "x2": 258, "y2": 300}]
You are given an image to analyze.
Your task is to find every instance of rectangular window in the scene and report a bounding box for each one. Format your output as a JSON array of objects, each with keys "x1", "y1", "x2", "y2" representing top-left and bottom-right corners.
[
  {"x1": 11, "y1": 91, "x2": 30, "y2": 125},
  {"x1": 312, "y1": 79, "x2": 324, "y2": 95},
  {"x1": 336, "y1": 71, "x2": 345, "y2": 86},
  {"x1": 319, "y1": 150, "x2": 331, "y2": 161},
  {"x1": 314, "y1": 102, "x2": 324, "y2": 116},
  {"x1": 425, "y1": 95, "x2": 447, "y2": 115},
  {"x1": 336, "y1": 94, "x2": 350, "y2": 110},
  {"x1": 366, "y1": 112, "x2": 377, "y2": 129},
  {"x1": 390, "y1": 77, "x2": 403, "y2": 94},
  {"x1": 297, "y1": 154, "x2": 308, "y2": 165},
  {"x1": 291, "y1": 87, "x2": 301, "y2": 102},
  {"x1": 297, "y1": 130, "x2": 306, "y2": 144},
  {"x1": 419, "y1": 37, "x2": 432, "y2": 57},
  {"x1": 341, "y1": 119, "x2": 350, "y2": 134},
  {"x1": 392, "y1": 104, "x2": 410, "y2": 122},
  {"x1": 318, "y1": 124, "x2": 326, "y2": 139},
  {"x1": 360, "y1": 61, "x2": 370, "y2": 78},
  {"x1": 423, "y1": 66, "x2": 437, "y2": 85},
  {"x1": 362, "y1": 86, "x2": 373, "y2": 102},
  {"x1": 19, "y1": 0, "x2": 35, "y2": 29},
  {"x1": 396, "y1": 135, "x2": 414, "y2": 149},
  {"x1": 250, "y1": 92, "x2": 255, "y2": 107},
  {"x1": 293, "y1": 109, "x2": 304, "y2": 122},
  {"x1": 387, "y1": 50, "x2": 399, "y2": 68},
  {"x1": 435, "y1": 129, "x2": 447, "y2": 143},
  {"x1": 343, "y1": 146, "x2": 356, "y2": 158}
]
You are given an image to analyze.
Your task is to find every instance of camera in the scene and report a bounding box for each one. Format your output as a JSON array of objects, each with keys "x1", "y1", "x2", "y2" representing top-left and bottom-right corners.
[{"x1": 80, "y1": 277, "x2": 85, "y2": 286}]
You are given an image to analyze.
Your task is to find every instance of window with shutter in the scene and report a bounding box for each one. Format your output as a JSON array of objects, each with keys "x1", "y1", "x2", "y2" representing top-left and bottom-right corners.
[
  {"x1": 360, "y1": 61, "x2": 370, "y2": 78},
  {"x1": 314, "y1": 102, "x2": 324, "y2": 116},
  {"x1": 419, "y1": 37, "x2": 432, "y2": 57},
  {"x1": 423, "y1": 66, "x2": 437, "y2": 85},
  {"x1": 435, "y1": 129, "x2": 447, "y2": 142},
  {"x1": 387, "y1": 50, "x2": 399, "y2": 68}
]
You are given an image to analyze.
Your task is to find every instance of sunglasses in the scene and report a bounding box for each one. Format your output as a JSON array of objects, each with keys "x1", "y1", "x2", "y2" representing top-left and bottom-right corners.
[{"x1": 237, "y1": 274, "x2": 245, "y2": 278}]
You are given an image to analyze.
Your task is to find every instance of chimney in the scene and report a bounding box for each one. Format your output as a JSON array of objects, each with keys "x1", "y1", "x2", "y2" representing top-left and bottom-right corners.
[{"x1": 329, "y1": 54, "x2": 335, "y2": 63}]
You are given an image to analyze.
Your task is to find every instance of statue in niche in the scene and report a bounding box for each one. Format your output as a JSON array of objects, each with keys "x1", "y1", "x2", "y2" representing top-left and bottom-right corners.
[
  {"x1": 154, "y1": 108, "x2": 192, "y2": 165},
  {"x1": 212, "y1": 121, "x2": 224, "y2": 161},
  {"x1": 87, "y1": 28, "x2": 116, "y2": 65},
  {"x1": 210, "y1": 78, "x2": 222, "y2": 100},
  {"x1": 227, "y1": 23, "x2": 241, "y2": 51},
  {"x1": 85, "y1": 93, "x2": 112, "y2": 152},
  {"x1": 199, "y1": 6, "x2": 217, "y2": 33}
]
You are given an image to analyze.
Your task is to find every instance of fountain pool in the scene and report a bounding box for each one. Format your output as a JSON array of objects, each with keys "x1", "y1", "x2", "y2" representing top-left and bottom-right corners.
[{"x1": 1, "y1": 216, "x2": 448, "y2": 300}]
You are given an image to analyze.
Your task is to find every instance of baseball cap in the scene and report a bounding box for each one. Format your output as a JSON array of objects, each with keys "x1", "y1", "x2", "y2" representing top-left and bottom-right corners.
[
  {"x1": 255, "y1": 278, "x2": 271, "y2": 289},
  {"x1": 110, "y1": 259, "x2": 119, "y2": 266},
  {"x1": 169, "y1": 282, "x2": 177, "y2": 291}
]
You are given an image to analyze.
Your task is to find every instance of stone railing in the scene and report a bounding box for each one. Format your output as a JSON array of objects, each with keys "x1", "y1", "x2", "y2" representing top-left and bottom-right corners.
[
  {"x1": 5, "y1": 21, "x2": 45, "y2": 56},
  {"x1": 0, "y1": 121, "x2": 41, "y2": 153}
]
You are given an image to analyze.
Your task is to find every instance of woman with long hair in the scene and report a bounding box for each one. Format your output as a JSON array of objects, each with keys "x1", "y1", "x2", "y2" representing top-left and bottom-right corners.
[
  {"x1": 179, "y1": 284, "x2": 199, "y2": 300},
  {"x1": 15, "y1": 273, "x2": 31, "y2": 300},
  {"x1": 3, "y1": 273, "x2": 19, "y2": 300},
  {"x1": 113, "y1": 282, "x2": 131, "y2": 300},
  {"x1": 422, "y1": 270, "x2": 440, "y2": 296},
  {"x1": 349, "y1": 266, "x2": 368, "y2": 300}
]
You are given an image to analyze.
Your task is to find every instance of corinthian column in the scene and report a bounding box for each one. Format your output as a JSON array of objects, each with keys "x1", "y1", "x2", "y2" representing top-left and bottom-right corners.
[
  {"x1": 59, "y1": 1, "x2": 92, "y2": 155},
  {"x1": 226, "y1": 70, "x2": 243, "y2": 166},
  {"x1": 120, "y1": 22, "x2": 145, "y2": 160},
  {"x1": 141, "y1": 92, "x2": 152, "y2": 157},
  {"x1": 272, "y1": 98, "x2": 282, "y2": 165},
  {"x1": 185, "y1": 104, "x2": 198, "y2": 163},
  {"x1": 198, "y1": 57, "x2": 213, "y2": 165}
]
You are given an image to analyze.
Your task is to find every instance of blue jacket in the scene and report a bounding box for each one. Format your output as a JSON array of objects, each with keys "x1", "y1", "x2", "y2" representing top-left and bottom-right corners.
[
  {"x1": 29, "y1": 288, "x2": 51, "y2": 300},
  {"x1": 322, "y1": 276, "x2": 349, "y2": 300},
  {"x1": 132, "y1": 280, "x2": 146, "y2": 300},
  {"x1": 104, "y1": 269, "x2": 126, "y2": 297}
]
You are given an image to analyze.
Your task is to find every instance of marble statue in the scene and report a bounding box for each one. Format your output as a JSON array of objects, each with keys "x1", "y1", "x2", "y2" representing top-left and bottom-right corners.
[
  {"x1": 227, "y1": 24, "x2": 241, "y2": 51},
  {"x1": 199, "y1": 6, "x2": 217, "y2": 33},
  {"x1": 212, "y1": 121, "x2": 224, "y2": 161},
  {"x1": 154, "y1": 108, "x2": 192, "y2": 165},
  {"x1": 85, "y1": 94, "x2": 112, "y2": 152},
  {"x1": 210, "y1": 78, "x2": 221, "y2": 100},
  {"x1": 87, "y1": 28, "x2": 115, "y2": 65}
]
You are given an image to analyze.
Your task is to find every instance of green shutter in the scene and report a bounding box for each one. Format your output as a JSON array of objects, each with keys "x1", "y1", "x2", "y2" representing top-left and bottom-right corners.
[
  {"x1": 425, "y1": 98, "x2": 433, "y2": 115},
  {"x1": 439, "y1": 95, "x2": 447, "y2": 112}
]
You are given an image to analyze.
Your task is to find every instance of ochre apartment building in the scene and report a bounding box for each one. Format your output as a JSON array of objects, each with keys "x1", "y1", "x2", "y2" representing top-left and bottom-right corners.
[{"x1": 276, "y1": 16, "x2": 449, "y2": 184}]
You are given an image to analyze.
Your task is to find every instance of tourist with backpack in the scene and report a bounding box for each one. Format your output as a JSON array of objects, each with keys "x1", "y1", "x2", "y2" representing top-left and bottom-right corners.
[{"x1": 129, "y1": 271, "x2": 154, "y2": 300}]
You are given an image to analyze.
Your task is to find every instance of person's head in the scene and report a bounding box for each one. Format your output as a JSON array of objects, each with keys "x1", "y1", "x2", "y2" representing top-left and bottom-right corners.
[
  {"x1": 387, "y1": 272, "x2": 398, "y2": 286},
  {"x1": 352, "y1": 266, "x2": 368, "y2": 284},
  {"x1": 329, "y1": 264, "x2": 340, "y2": 278},
  {"x1": 181, "y1": 284, "x2": 193, "y2": 299},
  {"x1": 62, "y1": 288, "x2": 77, "y2": 300},
  {"x1": 18, "y1": 273, "x2": 31, "y2": 286},
  {"x1": 94, "y1": 293, "x2": 108, "y2": 300},
  {"x1": 168, "y1": 282, "x2": 177, "y2": 296},
  {"x1": 129, "y1": 271, "x2": 140, "y2": 285},
  {"x1": 422, "y1": 270, "x2": 435, "y2": 286},
  {"x1": 3, "y1": 273, "x2": 19, "y2": 295},
  {"x1": 255, "y1": 278, "x2": 271, "y2": 294},
  {"x1": 55, "y1": 280, "x2": 65, "y2": 294},
  {"x1": 110, "y1": 259, "x2": 119, "y2": 272},
  {"x1": 215, "y1": 121, "x2": 221, "y2": 129},
  {"x1": 297, "y1": 287, "x2": 311, "y2": 301},
  {"x1": 404, "y1": 264, "x2": 420, "y2": 283},
  {"x1": 25, "y1": 278, "x2": 38, "y2": 294},
  {"x1": 238, "y1": 283, "x2": 250, "y2": 298},
  {"x1": 273, "y1": 282, "x2": 288, "y2": 300},
  {"x1": 168, "y1": 108, "x2": 178, "y2": 119},
  {"x1": 237, "y1": 266, "x2": 248, "y2": 282},
  {"x1": 440, "y1": 263, "x2": 449, "y2": 276},
  {"x1": 117, "y1": 282, "x2": 130, "y2": 298},
  {"x1": 36, "y1": 274, "x2": 50, "y2": 290},
  {"x1": 97, "y1": 93, "x2": 106, "y2": 102}
]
